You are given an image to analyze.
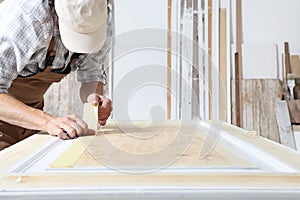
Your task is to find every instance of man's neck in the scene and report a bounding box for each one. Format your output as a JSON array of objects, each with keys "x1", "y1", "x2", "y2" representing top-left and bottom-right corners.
[{"x1": 48, "y1": 0, "x2": 54, "y2": 8}]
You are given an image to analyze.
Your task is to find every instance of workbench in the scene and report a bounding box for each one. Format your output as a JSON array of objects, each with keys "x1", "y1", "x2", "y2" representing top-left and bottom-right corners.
[{"x1": 1, "y1": 120, "x2": 300, "y2": 200}]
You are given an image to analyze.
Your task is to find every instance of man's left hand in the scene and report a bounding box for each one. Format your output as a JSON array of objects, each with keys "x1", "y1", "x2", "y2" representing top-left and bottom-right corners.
[{"x1": 87, "y1": 94, "x2": 112, "y2": 126}]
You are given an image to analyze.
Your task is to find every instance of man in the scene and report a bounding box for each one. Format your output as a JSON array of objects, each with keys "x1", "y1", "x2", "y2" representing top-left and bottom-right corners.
[{"x1": 0, "y1": 0, "x2": 113, "y2": 150}]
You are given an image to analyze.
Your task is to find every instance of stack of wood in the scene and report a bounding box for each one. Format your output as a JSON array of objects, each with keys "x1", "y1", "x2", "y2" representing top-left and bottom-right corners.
[
  {"x1": 232, "y1": 0, "x2": 282, "y2": 143},
  {"x1": 231, "y1": 42, "x2": 300, "y2": 149},
  {"x1": 274, "y1": 42, "x2": 300, "y2": 150},
  {"x1": 281, "y1": 42, "x2": 300, "y2": 125}
]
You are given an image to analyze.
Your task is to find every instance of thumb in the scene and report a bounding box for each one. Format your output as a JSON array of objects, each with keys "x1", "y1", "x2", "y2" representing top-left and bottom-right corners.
[{"x1": 87, "y1": 94, "x2": 102, "y2": 106}]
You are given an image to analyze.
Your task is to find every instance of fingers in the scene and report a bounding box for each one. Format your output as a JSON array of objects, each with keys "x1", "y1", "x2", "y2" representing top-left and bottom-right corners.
[
  {"x1": 57, "y1": 130, "x2": 70, "y2": 140},
  {"x1": 45, "y1": 115, "x2": 96, "y2": 140},
  {"x1": 86, "y1": 94, "x2": 113, "y2": 126},
  {"x1": 71, "y1": 115, "x2": 88, "y2": 136},
  {"x1": 87, "y1": 129, "x2": 96, "y2": 135},
  {"x1": 98, "y1": 98, "x2": 112, "y2": 126},
  {"x1": 70, "y1": 116, "x2": 96, "y2": 136}
]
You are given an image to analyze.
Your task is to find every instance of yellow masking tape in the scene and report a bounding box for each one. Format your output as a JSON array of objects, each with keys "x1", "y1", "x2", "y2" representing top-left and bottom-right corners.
[
  {"x1": 50, "y1": 139, "x2": 85, "y2": 168},
  {"x1": 50, "y1": 103, "x2": 98, "y2": 168},
  {"x1": 50, "y1": 136, "x2": 94, "y2": 168},
  {"x1": 83, "y1": 103, "x2": 99, "y2": 131}
]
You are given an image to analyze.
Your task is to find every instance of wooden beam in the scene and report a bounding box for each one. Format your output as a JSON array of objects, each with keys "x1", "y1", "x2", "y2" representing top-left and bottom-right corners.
[
  {"x1": 241, "y1": 79, "x2": 281, "y2": 143},
  {"x1": 234, "y1": 53, "x2": 242, "y2": 127},
  {"x1": 274, "y1": 99, "x2": 296, "y2": 150},
  {"x1": 208, "y1": 0, "x2": 213, "y2": 119},
  {"x1": 167, "y1": 0, "x2": 172, "y2": 119},
  {"x1": 287, "y1": 100, "x2": 300, "y2": 124},
  {"x1": 291, "y1": 55, "x2": 300, "y2": 78},
  {"x1": 284, "y1": 42, "x2": 291, "y2": 76},
  {"x1": 192, "y1": 0, "x2": 200, "y2": 118},
  {"x1": 219, "y1": 8, "x2": 227, "y2": 122},
  {"x1": 235, "y1": 0, "x2": 243, "y2": 127}
]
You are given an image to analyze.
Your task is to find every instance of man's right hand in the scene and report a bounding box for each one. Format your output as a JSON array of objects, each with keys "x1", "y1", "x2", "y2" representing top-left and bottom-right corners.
[
  {"x1": 0, "y1": 94, "x2": 95, "y2": 140},
  {"x1": 43, "y1": 114, "x2": 95, "y2": 139}
]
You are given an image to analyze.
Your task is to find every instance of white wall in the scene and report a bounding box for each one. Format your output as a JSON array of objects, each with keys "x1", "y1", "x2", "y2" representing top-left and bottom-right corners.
[
  {"x1": 231, "y1": 0, "x2": 300, "y2": 79},
  {"x1": 112, "y1": 0, "x2": 171, "y2": 120},
  {"x1": 243, "y1": 0, "x2": 300, "y2": 54}
]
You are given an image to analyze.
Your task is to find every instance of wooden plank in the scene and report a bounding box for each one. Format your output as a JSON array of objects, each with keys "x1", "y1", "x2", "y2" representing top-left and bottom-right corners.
[
  {"x1": 293, "y1": 125, "x2": 300, "y2": 151},
  {"x1": 208, "y1": 0, "x2": 212, "y2": 119},
  {"x1": 281, "y1": 53, "x2": 290, "y2": 100},
  {"x1": 267, "y1": 79, "x2": 281, "y2": 142},
  {"x1": 240, "y1": 76, "x2": 248, "y2": 130},
  {"x1": 291, "y1": 55, "x2": 300, "y2": 78},
  {"x1": 191, "y1": 0, "x2": 200, "y2": 118},
  {"x1": 235, "y1": 79, "x2": 281, "y2": 143},
  {"x1": 259, "y1": 80, "x2": 269, "y2": 138},
  {"x1": 167, "y1": 0, "x2": 172, "y2": 119},
  {"x1": 197, "y1": 0, "x2": 206, "y2": 120},
  {"x1": 287, "y1": 100, "x2": 300, "y2": 124},
  {"x1": 284, "y1": 42, "x2": 291, "y2": 76},
  {"x1": 234, "y1": 53, "x2": 242, "y2": 127},
  {"x1": 179, "y1": 1, "x2": 193, "y2": 120},
  {"x1": 2, "y1": 173, "x2": 300, "y2": 200},
  {"x1": 219, "y1": 8, "x2": 227, "y2": 122},
  {"x1": 230, "y1": 79, "x2": 236, "y2": 125},
  {"x1": 210, "y1": 0, "x2": 220, "y2": 120},
  {"x1": 235, "y1": 0, "x2": 243, "y2": 128},
  {"x1": 250, "y1": 80, "x2": 262, "y2": 135},
  {"x1": 274, "y1": 99, "x2": 296, "y2": 149}
]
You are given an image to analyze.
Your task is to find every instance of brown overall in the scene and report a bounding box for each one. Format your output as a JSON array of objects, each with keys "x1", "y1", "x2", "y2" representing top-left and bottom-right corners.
[{"x1": 0, "y1": 38, "x2": 68, "y2": 150}]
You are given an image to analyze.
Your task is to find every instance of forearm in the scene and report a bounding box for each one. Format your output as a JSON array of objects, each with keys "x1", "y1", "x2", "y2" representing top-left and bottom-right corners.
[
  {"x1": 80, "y1": 81, "x2": 104, "y2": 103},
  {"x1": 0, "y1": 93, "x2": 53, "y2": 131}
]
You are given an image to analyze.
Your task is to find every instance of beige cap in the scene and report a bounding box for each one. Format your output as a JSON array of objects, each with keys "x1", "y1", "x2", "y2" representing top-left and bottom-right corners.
[{"x1": 55, "y1": 0, "x2": 107, "y2": 53}]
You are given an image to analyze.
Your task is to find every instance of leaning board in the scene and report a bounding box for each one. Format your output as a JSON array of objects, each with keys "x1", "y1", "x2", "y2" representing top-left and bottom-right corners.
[{"x1": 1, "y1": 120, "x2": 300, "y2": 199}]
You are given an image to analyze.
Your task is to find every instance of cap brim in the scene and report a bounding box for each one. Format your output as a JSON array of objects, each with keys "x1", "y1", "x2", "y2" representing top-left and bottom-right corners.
[{"x1": 59, "y1": 19, "x2": 107, "y2": 54}]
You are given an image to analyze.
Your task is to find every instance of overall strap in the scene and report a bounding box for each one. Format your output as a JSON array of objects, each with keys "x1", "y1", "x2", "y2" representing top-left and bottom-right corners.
[{"x1": 45, "y1": 37, "x2": 56, "y2": 67}]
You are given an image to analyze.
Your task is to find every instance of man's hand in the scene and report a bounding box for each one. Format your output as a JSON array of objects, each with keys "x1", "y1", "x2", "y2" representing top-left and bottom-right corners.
[
  {"x1": 87, "y1": 94, "x2": 112, "y2": 126},
  {"x1": 44, "y1": 114, "x2": 95, "y2": 139}
]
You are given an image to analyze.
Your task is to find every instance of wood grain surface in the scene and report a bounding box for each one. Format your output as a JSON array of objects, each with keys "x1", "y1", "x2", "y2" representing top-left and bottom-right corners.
[
  {"x1": 232, "y1": 79, "x2": 281, "y2": 143},
  {"x1": 67, "y1": 121, "x2": 252, "y2": 168}
]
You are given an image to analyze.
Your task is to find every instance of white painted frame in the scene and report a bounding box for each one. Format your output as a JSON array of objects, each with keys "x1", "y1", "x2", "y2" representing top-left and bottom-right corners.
[
  {"x1": 201, "y1": 0, "x2": 221, "y2": 120},
  {"x1": 226, "y1": 0, "x2": 232, "y2": 123},
  {"x1": 171, "y1": 0, "x2": 181, "y2": 120},
  {"x1": 198, "y1": 0, "x2": 207, "y2": 120},
  {"x1": 178, "y1": 0, "x2": 194, "y2": 120},
  {"x1": 211, "y1": 0, "x2": 220, "y2": 120}
]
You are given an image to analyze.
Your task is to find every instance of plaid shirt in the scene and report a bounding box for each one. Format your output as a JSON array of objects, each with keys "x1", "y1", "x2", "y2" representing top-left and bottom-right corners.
[{"x1": 0, "y1": 0, "x2": 112, "y2": 93}]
